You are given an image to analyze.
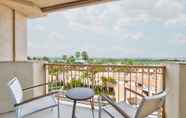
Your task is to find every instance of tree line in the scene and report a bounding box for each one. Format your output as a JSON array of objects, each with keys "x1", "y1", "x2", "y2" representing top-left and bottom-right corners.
[
  {"x1": 27, "y1": 51, "x2": 184, "y2": 64},
  {"x1": 28, "y1": 51, "x2": 89, "y2": 64}
]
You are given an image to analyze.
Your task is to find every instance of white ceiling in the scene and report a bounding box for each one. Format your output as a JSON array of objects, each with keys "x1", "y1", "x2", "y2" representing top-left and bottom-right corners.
[
  {"x1": 0, "y1": 0, "x2": 113, "y2": 18},
  {"x1": 27, "y1": 0, "x2": 79, "y2": 7}
]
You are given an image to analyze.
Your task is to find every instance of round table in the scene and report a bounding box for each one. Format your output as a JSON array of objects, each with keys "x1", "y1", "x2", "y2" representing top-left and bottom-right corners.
[{"x1": 66, "y1": 87, "x2": 95, "y2": 118}]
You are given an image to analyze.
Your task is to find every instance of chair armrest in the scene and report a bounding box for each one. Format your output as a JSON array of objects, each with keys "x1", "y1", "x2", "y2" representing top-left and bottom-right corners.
[
  {"x1": 99, "y1": 95, "x2": 131, "y2": 118},
  {"x1": 125, "y1": 87, "x2": 144, "y2": 97},
  {"x1": 22, "y1": 83, "x2": 49, "y2": 91},
  {"x1": 14, "y1": 91, "x2": 58, "y2": 107}
]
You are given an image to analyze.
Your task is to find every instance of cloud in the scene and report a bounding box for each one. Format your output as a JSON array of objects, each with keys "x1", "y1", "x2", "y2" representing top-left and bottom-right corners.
[
  {"x1": 116, "y1": 0, "x2": 186, "y2": 29},
  {"x1": 35, "y1": 24, "x2": 45, "y2": 31},
  {"x1": 62, "y1": 2, "x2": 121, "y2": 32},
  {"x1": 153, "y1": 0, "x2": 182, "y2": 19},
  {"x1": 115, "y1": 29, "x2": 145, "y2": 41},
  {"x1": 28, "y1": 0, "x2": 186, "y2": 58},
  {"x1": 175, "y1": 34, "x2": 186, "y2": 44},
  {"x1": 48, "y1": 32, "x2": 64, "y2": 41},
  {"x1": 120, "y1": 32, "x2": 144, "y2": 41},
  {"x1": 61, "y1": 0, "x2": 186, "y2": 33},
  {"x1": 165, "y1": 15, "x2": 186, "y2": 25},
  {"x1": 128, "y1": 32, "x2": 144, "y2": 41}
]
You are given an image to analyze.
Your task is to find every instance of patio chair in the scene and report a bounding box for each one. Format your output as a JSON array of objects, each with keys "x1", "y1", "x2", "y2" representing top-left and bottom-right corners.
[
  {"x1": 7, "y1": 77, "x2": 60, "y2": 118},
  {"x1": 98, "y1": 91, "x2": 167, "y2": 118}
]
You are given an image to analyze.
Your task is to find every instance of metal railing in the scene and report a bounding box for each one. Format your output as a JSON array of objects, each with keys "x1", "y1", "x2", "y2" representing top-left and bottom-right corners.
[
  {"x1": 44, "y1": 64, "x2": 166, "y2": 117},
  {"x1": 44, "y1": 64, "x2": 165, "y2": 104}
]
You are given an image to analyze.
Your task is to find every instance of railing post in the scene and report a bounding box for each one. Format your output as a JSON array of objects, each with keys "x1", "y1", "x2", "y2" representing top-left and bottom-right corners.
[
  {"x1": 162, "y1": 67, "x2": 166, "y2": 118},
  {"x1": 44, "y1": 64, "x2": 49, "y2": 94},
  {"x1": 124, "y1": 87, "x2": 126, "y2": 102}
]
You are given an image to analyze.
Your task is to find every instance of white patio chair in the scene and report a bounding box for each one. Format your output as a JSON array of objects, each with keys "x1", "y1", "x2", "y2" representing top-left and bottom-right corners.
[
  {"x1": 98, "y1": 91, "x2": 167, "y2": 118},
  {"x1": 8, "y1": 77, "x2": 60, "y2": 118}
]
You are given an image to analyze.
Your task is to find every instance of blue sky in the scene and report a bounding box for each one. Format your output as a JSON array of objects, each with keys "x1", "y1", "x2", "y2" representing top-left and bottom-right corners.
[{"x1": 28, "y1": 0, "x2": 186, "y2": 58}]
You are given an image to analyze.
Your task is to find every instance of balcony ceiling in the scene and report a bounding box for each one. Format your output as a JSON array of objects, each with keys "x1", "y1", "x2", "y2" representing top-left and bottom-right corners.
[{"x1": 0, "y1": 0, "x2": 113, "y2": 18}]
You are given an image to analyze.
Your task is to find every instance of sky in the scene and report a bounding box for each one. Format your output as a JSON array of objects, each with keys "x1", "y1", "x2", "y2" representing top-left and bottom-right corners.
[{"x1": 28, "y1": 0, "x2": 186, "y2": 58}]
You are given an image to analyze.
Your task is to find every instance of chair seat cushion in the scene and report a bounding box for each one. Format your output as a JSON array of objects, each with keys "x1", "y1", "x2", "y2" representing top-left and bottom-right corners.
[
  {"x1": 103, "y1": 101, "x2": 137, "y2": 118},
  {"x1": 20, "y1": 96, "x2": 57, "y2": 117}
]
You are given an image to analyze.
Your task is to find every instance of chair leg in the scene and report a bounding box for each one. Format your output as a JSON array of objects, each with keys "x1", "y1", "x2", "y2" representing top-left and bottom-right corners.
[
  {"x1": 57, "y1": 97, "x2": 60, "y2": 118},
  {"x1": 90, "y1": 98, "x2": 95, "y2": 118},
  {"x1": 57, "y1": 105, "x2": 60, "y2": 118},
  {"x1": 50, "y1": 108, "x2": 54, "y2": 111},
  {"x1": 157, "y1": 109, "x2": 161, "y2": 118},
  {"x1": 16, "y1": 109, "x2": 21, "y2": 118},
  {"x1": 98, "y1": 96, "x2": 114, "y2": 118},
  {"x1": 103, "y1": 109, "x2": 115, "y2": 118},
  {"x1": 72, "y1": 100, "x2": 77, "y2": 118},
  {"x1": 98, "y1": 96, "x2": 102, "y2": 118}
]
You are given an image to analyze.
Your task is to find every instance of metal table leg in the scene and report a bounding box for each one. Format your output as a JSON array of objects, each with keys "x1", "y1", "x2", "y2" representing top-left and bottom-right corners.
[
  {"x1": 72, "y1": 100, "x2": 77, "y2": 118},
  {"x1": 57, "y1": 96, "x2": 60, "y2": 118},
  {"x1": 90, "y1": 98, "x2": 95, "y2": 118}
]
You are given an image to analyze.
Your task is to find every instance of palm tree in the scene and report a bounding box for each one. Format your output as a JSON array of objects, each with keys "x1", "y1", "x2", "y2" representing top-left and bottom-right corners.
[
  {"x1": 62, "y1": 55, "x2": 67, "y2": 60},
  {"x1": 43, "y1": 56, "x2": 49, "y2": 62},
  {"x1": 81, "y1": 51, "x2": 89, "y2": 61},
  {"x1": 62, "y1": 55, "x2": 68, "y2": 62},
  {"x1": 75, "y1": 51, "x2": 81, "y2": 59},
  {"x1": 67, "y1": 56, "x2": 75, "y2": 64},
  {"x1": 101, "y1": 77, "x2": 116, "y2": 95}
]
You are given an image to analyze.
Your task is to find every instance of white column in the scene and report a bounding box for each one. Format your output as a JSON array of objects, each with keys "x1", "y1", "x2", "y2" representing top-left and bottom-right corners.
[
  {"x1": 165, "y1": 63, "x2": 186, "y2": 118},
  {"x1": 179, "y1": 64, "x2": 186, "y2": 118},
  {"x1": 0, "y1": 5, "x2": 13, "y2": 61},
  {"x1": 0, "y1": 5, "x2": 45, "y2": 113},
  {"x1": 15, "y1": 10, "x2": 27, "y2": 61},
  {"x1": 0, "y1": 5, "x2": 27, "y2": 62}
]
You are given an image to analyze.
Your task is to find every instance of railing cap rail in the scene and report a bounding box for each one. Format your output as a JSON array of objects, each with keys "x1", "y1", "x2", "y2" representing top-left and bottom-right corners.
[{"x1": 44, "y1": 63, "x2": 166, "y2": 68}]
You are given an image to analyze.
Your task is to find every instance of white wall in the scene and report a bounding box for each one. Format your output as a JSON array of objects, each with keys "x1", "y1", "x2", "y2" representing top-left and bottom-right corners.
[
  {"x1": 0, "y1": 5, "x2": 27, "y2": 61},
  {"x1": 0, "y1": 5, "x2": 13, "y2": 61},
  {"x1": 179, "y1": 64, "x2": 186, "y2": 118},
  {"x1": 0, "y1": 61, "x2": 45, "y2": 113},
  {"x1": 165, "y1": 63, "x2": 186, "y2": 118},
  {"x1": 33, "y1": 62, "x2": 46, "y2": 96},
  {"x1": 15, "y1": 12, "x2": 27, "y2": 61}
]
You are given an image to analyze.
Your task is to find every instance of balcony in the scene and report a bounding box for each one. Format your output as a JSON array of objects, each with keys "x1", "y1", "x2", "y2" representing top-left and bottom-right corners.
[
  {"x1": 0, "y1": 64, "x2": 166, "y2": 118},
  {"x1": 0, "y1": 1, "x2": 186, "y2": 118}
]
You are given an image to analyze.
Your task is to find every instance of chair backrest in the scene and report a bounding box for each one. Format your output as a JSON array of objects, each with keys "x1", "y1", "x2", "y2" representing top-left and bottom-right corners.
[
  {"x1": 135, "y1": 91, "x2": 167, "y2": 118},
  {"x1": 8, "y1": 77, "x2": 23, "y2": 104}
]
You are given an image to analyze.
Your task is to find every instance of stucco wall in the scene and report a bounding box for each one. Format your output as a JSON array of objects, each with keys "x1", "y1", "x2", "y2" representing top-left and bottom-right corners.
[
  {"x1": 165, "y1": 63, "x2": 186, "y2": 118},
  {"x1": 0, "y1": 5, "x2": 13, "y2": 61},
  {"x1": 179, "y1": 64, "x2": 186, "y2": 118},
  {"x1": 15, "y1": 12, "x2": 27, "y2": 61},
  {"x1": 33, "y1": 62, "x2": 46, "y2": 97},
  {"x1": 165, "y1": 64, "x2": 180, "y2": 118},
  {"x1": 0, "y1": 61, "x2": 45, "y2": 113},
  {"x1": 0, "y1": 5, "x2": 27, "y2": 61}
]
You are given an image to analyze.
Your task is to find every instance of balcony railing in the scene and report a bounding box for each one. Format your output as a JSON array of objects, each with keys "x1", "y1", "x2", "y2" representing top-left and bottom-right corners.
[
  {"x1": 44, "y1": 64, "x2": 165, "y2": 105},
  {"x1": 44, "y1": 64, "x2": 166, "y2": 117}
]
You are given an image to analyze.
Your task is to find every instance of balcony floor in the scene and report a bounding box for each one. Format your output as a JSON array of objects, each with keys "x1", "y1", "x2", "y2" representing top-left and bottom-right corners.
[
  {"x1": 0, "y1": 102, "x2": 101, "y2": 118},
  {"x1": 0, "y1": 102, "x2": 159, "y2": 118}
]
